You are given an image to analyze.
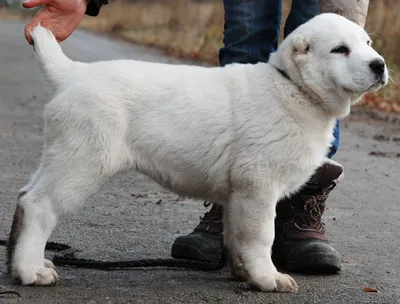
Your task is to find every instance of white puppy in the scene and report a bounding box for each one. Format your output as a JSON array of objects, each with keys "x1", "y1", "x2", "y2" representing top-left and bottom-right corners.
[{"x1": 7, "y1": 13, "x2": 388, "y2": 292}]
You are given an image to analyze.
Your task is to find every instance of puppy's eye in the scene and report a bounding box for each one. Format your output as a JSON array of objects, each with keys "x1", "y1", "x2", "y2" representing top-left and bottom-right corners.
[
  {"x1": 367, "y1": 40, "x2": 372, "y2": 46},
  {"x1": 330, "y1": 45, "x2": 350, "y2": 55}
]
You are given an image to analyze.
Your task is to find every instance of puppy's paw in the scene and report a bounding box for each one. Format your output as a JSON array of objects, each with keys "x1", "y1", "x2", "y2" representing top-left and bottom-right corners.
[
  {"x1": 248, "y1": 271, "x2": 298, "y2": 293},
  {"x1": 43, "y1": 258, "x2": 56, "y2": 269},
  {"x1": 13, "y1": 264, "x2": 59, "y2": 286},
  {"x1": 34, "y1": 266, "x2": 59, "y2": 286}
]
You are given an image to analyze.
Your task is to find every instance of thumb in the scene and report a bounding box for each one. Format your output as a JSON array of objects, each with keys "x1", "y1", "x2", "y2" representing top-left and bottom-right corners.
[
  {"x1": 24, "y1": 12, "x2": 44, "y2": 45},
  {"x1": 22, "y1": 0, "x2": 51, "y2": 9},
  {"x1": 24, "y1": 23, "x2": 36, "y2": 45}
]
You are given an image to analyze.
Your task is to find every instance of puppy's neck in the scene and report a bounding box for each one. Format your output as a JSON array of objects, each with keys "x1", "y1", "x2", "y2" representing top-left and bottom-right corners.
[
  {"x1": 269, "y1": 52, "x2": 352, "y2": 119},
  {"x1": 268, "y1": 55, "x2": 328, "y2": 117}
]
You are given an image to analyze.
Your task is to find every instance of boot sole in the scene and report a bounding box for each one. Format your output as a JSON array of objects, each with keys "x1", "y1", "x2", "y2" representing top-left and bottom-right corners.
[
  {"x1": 173, "y1": 245, "x2": 340, "y2": 274},
  {"x1": 171, "y1": 242, "x2": 222, "y2": 262},
  {"x1": 284, "y1": 251, "x2": 341, "y2": 274},
  {"x1": 173, "y1": 238, "x2": 341, "y2": 274}
]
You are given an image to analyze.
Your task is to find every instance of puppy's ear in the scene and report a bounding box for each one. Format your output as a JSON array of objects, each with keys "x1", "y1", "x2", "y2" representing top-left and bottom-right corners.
[{"x1": 292, "y1": 34, "x2": 310, "y2": 55}]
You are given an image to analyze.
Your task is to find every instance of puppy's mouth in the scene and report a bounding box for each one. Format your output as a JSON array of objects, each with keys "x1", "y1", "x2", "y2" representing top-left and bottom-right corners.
[
  {"x1": 343, "y1": 78, "x2": 385, "y2": 95},
  {"x1": 366, "y1": 78, "x2": 386, "y2": 92},
  {"x1": 342, "y1": 86, "x2": 362, "y2": 96},
  {"x1": 342, "y1": 87, "x2": 357, "y2": 94}
]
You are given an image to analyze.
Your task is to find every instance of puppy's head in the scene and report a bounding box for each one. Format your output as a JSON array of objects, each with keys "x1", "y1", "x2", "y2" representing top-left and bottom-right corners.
[{"x1": 269, "y1": 13, "x2": 389, "y2": 118}]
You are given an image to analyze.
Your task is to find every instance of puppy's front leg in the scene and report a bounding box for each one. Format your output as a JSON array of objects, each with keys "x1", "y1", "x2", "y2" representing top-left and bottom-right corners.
[
  {"x1": 223, "y1": 209, "x2": 248, "y2": 281},
  {"x1": 228, "y1": 186, "x2": 298, "y2": 292}
]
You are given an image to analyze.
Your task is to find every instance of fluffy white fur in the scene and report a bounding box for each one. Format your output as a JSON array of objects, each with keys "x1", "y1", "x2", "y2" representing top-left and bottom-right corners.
[{"x1": 9, "y1": 13, "x2": 388, "y2": 292}]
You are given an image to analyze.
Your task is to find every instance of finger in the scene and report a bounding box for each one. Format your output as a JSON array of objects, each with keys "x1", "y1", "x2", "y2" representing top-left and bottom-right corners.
[
  {"x1": 24, "y1": 14, "x2": 42, "y2": 45},
  {"x1": 22, "y1": 0, "x2": 51, "y2": 9},
  {"x1": 24, "y1": 24, "x2": 34, "y2": 45}
]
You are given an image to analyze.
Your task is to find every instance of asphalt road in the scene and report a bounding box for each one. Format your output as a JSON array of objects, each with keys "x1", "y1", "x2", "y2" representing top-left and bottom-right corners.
[{"x1": 0, "y1": 21, "x2": 399, "y2": 304}]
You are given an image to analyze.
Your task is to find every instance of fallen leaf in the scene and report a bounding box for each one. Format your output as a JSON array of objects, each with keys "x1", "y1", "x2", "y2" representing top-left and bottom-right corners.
[{"x1": 364, "y1": 287, "x2": 379, "y2": 293}]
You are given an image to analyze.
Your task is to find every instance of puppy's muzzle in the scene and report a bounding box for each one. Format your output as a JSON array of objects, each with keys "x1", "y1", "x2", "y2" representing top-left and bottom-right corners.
[{"x1": 369, "y1": 59, "x2": 386, "y2": 82}]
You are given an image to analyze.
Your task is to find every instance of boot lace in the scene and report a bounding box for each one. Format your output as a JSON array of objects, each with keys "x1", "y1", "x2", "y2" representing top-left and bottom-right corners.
[
  {"x1": 199, "y1": 201, "x2": 223, "y2": 224},
  {"x1": 294, "y1": 194, "x2": 327, "y2": 230}
]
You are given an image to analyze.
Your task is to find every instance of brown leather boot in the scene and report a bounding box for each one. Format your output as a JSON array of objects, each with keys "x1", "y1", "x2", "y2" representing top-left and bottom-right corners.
[{"x1": 272, "y1": 161, "x2": 344, "y2": 273}]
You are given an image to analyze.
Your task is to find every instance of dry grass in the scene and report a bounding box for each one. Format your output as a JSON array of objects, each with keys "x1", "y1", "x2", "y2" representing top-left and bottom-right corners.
[
  {"x1": 2, "y1": 0, "x2": 399, "y2": 113},
  {"x1": 80, "y1": 0, "x2": 226, "y2": 64}
]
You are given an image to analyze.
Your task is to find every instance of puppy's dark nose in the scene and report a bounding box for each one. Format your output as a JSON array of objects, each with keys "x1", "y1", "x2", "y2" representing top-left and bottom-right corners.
[{"x1": 369, "y1": 59, "x2": 385, "y2": 76}]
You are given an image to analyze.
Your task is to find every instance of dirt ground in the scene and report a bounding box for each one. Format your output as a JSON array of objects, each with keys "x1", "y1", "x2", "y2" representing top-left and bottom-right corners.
[{"x1": 0, "y1": 21, "x2": 399, "y2": 304}]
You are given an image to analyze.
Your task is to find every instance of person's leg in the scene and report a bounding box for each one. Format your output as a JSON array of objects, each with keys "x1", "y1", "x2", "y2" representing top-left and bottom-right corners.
[
  {"x1": 327, "y1": 120, "x2": 340, "y2": 158},
  {"x1": 220, "y1": 0, "x2": 342, "y2": 157},
  {"x1": 272, "y1": 0, "x2": 342, "y2": 273},
  {"x1": 273, "y1": 0, "x2": 371, "y2": 273},
  {"x1": 171, "y1": 0, "x2": 282, "y2": 262},
  {"x1": 284, "y1": 0, "x2": 319, "y2": 38},
  {"x1": 219, "y1": 0, "x2": 282, "y2": 66}
]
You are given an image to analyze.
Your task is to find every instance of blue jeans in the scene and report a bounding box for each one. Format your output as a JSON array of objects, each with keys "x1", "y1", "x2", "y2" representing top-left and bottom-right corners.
[{"x1": 219, "y1": 0, "x2": 339, "y2": 158}]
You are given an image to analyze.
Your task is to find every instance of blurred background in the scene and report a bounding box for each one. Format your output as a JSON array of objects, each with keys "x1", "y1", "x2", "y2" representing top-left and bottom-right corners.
[{"x1": 1, "y1": 0, "x2": 399, "y2": 114}]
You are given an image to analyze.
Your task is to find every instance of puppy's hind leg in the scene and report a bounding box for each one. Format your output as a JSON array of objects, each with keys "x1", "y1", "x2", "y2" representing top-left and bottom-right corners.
[{"x1": 7, "y1": 101, "x2": 131, "y2": 286}]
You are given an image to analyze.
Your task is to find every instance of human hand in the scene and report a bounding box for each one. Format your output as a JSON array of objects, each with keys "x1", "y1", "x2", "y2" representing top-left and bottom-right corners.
[{"x1": 23, "y1": 0, "x2": 88, "y2": 44}]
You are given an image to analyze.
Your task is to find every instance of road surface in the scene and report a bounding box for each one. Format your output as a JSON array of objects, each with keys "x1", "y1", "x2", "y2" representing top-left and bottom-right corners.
[{"x1": 0, "y1": 21, "x2": 399, "y2": 304}]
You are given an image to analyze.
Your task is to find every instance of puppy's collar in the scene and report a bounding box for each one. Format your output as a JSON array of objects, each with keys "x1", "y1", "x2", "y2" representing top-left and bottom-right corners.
[{"x1": 275, "y1": 67, "x2": 291, "y2": 80}]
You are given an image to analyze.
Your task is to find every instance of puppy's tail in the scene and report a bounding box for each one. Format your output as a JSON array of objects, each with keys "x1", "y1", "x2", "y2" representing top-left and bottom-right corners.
[{"x1": 30, "y1": 24, "x2": 74, "y2": 85}]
